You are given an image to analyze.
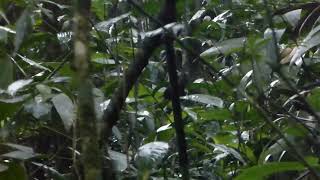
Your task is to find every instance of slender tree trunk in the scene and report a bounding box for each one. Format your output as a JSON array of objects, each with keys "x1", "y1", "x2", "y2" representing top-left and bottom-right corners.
[{"x1": 73, "y1": 1, "x2": 103, "y2": 179}]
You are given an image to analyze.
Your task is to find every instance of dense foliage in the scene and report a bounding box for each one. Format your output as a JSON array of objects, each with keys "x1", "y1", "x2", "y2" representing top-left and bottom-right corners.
[{"x1": 0, "y1": 0, "x2": 320, "y2": 179}]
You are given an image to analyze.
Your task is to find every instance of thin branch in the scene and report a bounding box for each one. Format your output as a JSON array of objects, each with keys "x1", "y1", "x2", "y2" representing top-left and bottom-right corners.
[
  {"x1": 102, "y1": 35, "x2": 162, "y2": 137},
  {"x1": 165, "y1": 40, "x2": 189, "y2": 179}
]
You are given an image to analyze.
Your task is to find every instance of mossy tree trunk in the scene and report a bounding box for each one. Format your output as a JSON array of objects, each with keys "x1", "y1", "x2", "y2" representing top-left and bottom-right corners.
[{"x1": 73, "y1": 1, "x2": 103, "y2": 179}]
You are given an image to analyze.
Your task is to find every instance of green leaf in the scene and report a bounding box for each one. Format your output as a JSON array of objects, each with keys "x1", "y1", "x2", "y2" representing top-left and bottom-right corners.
[
  {"x1": 0, "y1": 162, "x2": 27, "y2": 180},
  {"x1": 14, "y1": 9, "x2": 32, "y2": 53},
  {"x1": 7, "y1": 79, "x2": 33, "y2": 96},
  {"x1": 17, "y1": 54, "x2": 51, "y2": 72},
  {"x1": 3, "y1": 143, "x2": 34, "y2": 153},
  {"x1": 307, "y1": 88, "x2": 320, "y2": 111},
  {"x1": 198, "y1": 108, "x2": 232, "y2": 121},
  {"x1": 91, "y1": 0, "x2": 107, "y2": 20},
  {"x1": 0, "y1": 94, "x2": 29, "y2": 121},
  {"x1": 108, "y1": 150, "x2": 128, "y2": 172},
  {"x1": 282, "y1": 9, "x2": 301, "y2": 28},
  {"x1": 0, "y1": 55, "x2": 13, "y2": 89},
  {"x1": 1, "y1": 150, "x2": 38, "y2": 160},
  {"x1": 235, "y1": 162, "x2": 312, "y2": 180},
  {"x1": 211, "y1": 144, "x2": 246, "y2": 164},
  {"x1": 51, "y1": 93, "x2": 75, "y2": 131},
  {"x1": 200, "y1": 37, "x2": 246, "y2": 57},
  {"x1": 181, "y1": 94, "x2": 224, "y2": 108},
  {"x1": 291, "y1": 24, "x2": 320, "y2": 66},
  {"x1": 24, "y1": 100, "x2": 52, "y2": 119},
  {"x1": 95, "y1": 13, "x2": 131, "y2": 33},
  {"x1": 134, "y1": 141, "x2": 169, "y2": 170}
]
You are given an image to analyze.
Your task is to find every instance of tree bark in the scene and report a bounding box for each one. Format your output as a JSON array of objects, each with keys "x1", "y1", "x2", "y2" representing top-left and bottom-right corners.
[{"x1": 73, "y1": 1, "x2": 103, "y2": 179}]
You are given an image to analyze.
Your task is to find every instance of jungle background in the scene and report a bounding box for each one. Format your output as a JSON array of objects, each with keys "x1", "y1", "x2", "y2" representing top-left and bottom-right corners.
[{"x1": 1, "y1": 0, "x2": 320, "y2": 179}]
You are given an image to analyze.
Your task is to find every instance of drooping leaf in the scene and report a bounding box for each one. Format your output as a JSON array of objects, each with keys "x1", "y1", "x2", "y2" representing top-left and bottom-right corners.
[
  {"x1": 0, "y1": 94, "x2": 30, "y2": 103},
  {"x1": 18, "y1": 54, "x2": 51, "y2": 72},
  {"x1": 0, "y1": 55, "x2": 13, "y2": 89},
  {"x1": 0, "y1": 26, "x2": 16, "y2": 34},
  {"x1": 1, "y1": 150, "x2": 38, "y2": 160},
  {"x1": 183, "y1": 107, "x2": 198, "y2": 121},
  {"x1": 189, "y1": 8, "x2": 206, "y2": 24},
  {"x1": 14, "y1": 9, "x2": 32, "y2": 53},
  {"x1": 264, "y1": 28, "x2": 285, "y2": 68},
  {"x1": 134, "y1": 141, "x2": 169, "y2": 170},
  {"x1": 51, "y1": 93, "x2": 75, "y2": 131},
  {"x1": 212, "y1": 10, "x2": 232, "y2": 23},
  {"x1": 108, "y1": 150, "x2": 128, "y2": 172},
  {"x1": 211, "y1": 144, "x2": 246, "y2": 164},
  {"x1": 181, "y1": 94, "x2": 224, "y2": 108},
  {"x1": 283, "y1": 9, "x2": 301, "y2": 28},
  {"x1": 0, "y1": 25, "x2": 15, "y2": 42},
  {"x1": 7, "y1": 79, "x2": 33, "y2": 96},
  {"x1": 95, "y1": 13, "x2": 131, "y2": 33},
  {"x1": 238, "y1": 70, "x2": 253, "y2": 93},
  {"x1": 290, "y1": 24, "x2": 320, "y2": 66},
  {"x1": 200, "y1": 37, "x2": 246, "y2": 57},
  {"x1": 3, "y1": 143, "x2": 34, "y2": 153}
]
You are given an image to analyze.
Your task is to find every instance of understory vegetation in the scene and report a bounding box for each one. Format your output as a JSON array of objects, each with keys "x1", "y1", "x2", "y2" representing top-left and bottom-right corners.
[{"x1": 1, "y1": 0, "x2": 320, "y2": 179}]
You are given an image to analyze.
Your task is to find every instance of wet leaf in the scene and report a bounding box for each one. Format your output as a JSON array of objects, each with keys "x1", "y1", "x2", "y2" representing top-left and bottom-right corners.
[
  {"x1": 135, "y1": 142, "x2": 169, "y2": 170},
  {"x1": 7, "y1": 79, "x2": 32, "y2": 96},
  {"x1": 14, "y1": 9, "x2": 32, "y2": 53},
  {"x1": 200, "y1": 37, "x2": 246, "y2": 57},
  {"x1": 108, "y1": 150, "x2": 128, "y2": 172},
  {"x1": 95, "y1": 13, "x2": 131, "y2": 33},
  {"x1": 51, "y1": 93, "x2": 75, "y2": 131},
  {"x1": 2, "y1": 150, "x2": 38, "y2": 160},
  {"x1": 18, "y1": 54, "x2": 51, "y2": 72},
  {"x1": 181, "y1": 94, "x2": 224, "y2": 108}
]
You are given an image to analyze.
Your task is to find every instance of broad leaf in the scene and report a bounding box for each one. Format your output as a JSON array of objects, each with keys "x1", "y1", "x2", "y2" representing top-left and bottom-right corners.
[
  {"x1": 200, "y1": 37, "x2": 246, "y2": 57},
  {"x1": 18, "y1": 54, "x2": 51, "y2": 72},
  {"x1": 95, "y1": 13, "x2": 131, "y2": 33},
  {"x1": 51, "y1": 93, "x2": 75, "y2": 131},
  {"x1": 1, "y1": 150, "x2": 38, "y2": 160},
  {"x1": 7, "y1": 79, "x2": 32, "y2": 96},
  {"x1": 211, "y1": 144, "x2": 246, "y2": 164},
  {"x1": 290, "y1": 24, "x2": 320, "y2": 66},
  {"x1": 108, "y1": 150, "x2": 128, "y2": 172},
  {"x1": 0, "y1": 55, "x2": 13, "y2": 89},
  {"x1": 283, "y1": 9, "x2": 301, "y2": 28},
  {"x1": 14, "y1": 9, "x2": 32, "y2": 53},
  {"x1": 134, "y1": 141, "x2": 169, "y2": 170},
  {"x1": 181, "y1": 94, "x2": 224, "y2": 108},
  {"x1": 3, "y1": 143, "x2": 34, "y2": 153}
]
